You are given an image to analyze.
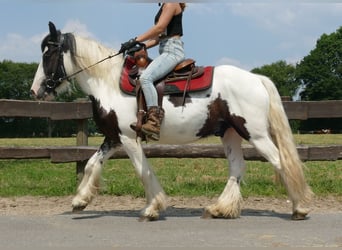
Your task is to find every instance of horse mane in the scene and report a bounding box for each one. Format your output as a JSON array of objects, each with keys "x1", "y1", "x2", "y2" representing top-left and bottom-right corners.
[{"x1": 65, "y1": 33, "x2": 124, "y2": 88}]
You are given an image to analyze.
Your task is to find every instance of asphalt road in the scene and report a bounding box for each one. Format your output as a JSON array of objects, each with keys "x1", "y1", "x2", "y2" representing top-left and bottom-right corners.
[{"x1": 0, "y1": 209, "x2": 341, "y2": 248}]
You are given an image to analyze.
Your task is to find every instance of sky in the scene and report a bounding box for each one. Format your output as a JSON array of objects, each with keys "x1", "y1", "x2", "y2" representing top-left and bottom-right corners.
[{"x1": 1, "y1": 0, "x2": 341, "y2": 70}]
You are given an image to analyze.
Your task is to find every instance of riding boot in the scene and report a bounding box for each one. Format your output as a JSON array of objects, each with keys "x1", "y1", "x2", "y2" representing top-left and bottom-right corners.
[{"x1": 141, "y1": 106, "x2": 164, "y2": 141}]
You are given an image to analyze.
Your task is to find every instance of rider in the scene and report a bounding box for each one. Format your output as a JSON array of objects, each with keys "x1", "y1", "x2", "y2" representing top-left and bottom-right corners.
[{"x1": 120, "y1": 3, "x2": 186, "y2": 141}]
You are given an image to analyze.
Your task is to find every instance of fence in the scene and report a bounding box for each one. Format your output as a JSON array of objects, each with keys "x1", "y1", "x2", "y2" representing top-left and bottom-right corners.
[{"x1": 0, "y1": 99, "x2": 341, "y2": 181}]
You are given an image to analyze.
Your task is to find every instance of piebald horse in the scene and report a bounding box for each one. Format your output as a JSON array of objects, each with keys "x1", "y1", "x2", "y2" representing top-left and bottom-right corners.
[{"x1": 31, "y1": 22, "x2": 313, "y2": 221}]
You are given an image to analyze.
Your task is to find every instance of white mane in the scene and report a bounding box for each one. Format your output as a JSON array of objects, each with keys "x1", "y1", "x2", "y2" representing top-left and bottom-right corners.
[{"x1": 72, "y1": 35, "x2": 124, "y2": 93}]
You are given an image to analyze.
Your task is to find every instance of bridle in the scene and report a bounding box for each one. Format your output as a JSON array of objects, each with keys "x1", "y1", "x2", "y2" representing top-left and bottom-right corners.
[
  {"x1": 43, "y1": 33, "x2": 121, "y2": 94},
  {"x1": 44, "y1": 34, "x2": 69, "y2": 92}
]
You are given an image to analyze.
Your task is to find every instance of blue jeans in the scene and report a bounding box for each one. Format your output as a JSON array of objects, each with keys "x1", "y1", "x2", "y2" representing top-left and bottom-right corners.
[{"x1": 140, "y1": 37, "x2": 185, "y2": 108}]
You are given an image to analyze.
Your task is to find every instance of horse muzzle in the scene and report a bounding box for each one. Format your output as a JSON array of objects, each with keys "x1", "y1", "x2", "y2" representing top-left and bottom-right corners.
[{"x1": 30, "y1": 85, "x2": 55, "y2": 101}]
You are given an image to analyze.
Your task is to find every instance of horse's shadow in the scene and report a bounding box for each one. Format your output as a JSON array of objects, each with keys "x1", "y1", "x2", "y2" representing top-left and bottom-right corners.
[{"x1": 62, "y1": 207, "x2": 292, "y2": 221}]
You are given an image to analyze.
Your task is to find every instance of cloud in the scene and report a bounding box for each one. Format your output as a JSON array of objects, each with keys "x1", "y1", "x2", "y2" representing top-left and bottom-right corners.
[
  {"x1": 229, "y1": 3, "x2": 298, "y2": 32},
  {"x1": 227, "y1": 3, "x2": 341, "y2": 64},
  {"x1": 229, "y1": 3, "x2": 341, "y2": 35},
  {"x1": 187, "y1": 3, "x2": 224, "y2": 14},
  {"x1": 0, "y1": 32, "x2": 45, "y2": 63},
  {"x1": 62, "y1": 19, "x2": 95, "y2": 39},
  {"x1": 0, "y1": 19, "x2": 94, "y2": 63},
  {"x1": 215, "y1": 57, "x2": 253, "y2": 70}
]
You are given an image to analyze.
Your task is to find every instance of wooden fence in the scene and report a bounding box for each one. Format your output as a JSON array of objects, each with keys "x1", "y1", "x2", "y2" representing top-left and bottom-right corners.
[{"x1": 0, "y1": 99, "x2": 341, "y2": 180}]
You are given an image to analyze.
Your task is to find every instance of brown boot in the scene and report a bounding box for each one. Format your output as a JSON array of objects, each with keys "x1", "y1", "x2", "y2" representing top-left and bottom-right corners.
[{"x1": 141, "y1": 106, "x2": 164, "y2": 141}]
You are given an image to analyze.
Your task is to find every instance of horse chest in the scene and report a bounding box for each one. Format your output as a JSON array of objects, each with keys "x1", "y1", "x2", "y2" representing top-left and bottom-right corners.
[{"x1": 90, "y1": 96, "x2": 122, "y2": 144}]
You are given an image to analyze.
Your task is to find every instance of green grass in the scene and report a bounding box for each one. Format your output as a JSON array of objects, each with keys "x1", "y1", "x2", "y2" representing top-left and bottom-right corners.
[
  {"x1": 0, "y1": 158, "x2": 340, "y2": 198},
  {"x1": 0, "y1": 160, "x2": 76, "y2": 196},
  {"x1": 0, "y1": 135, "x2": 341, "y2": 197}
]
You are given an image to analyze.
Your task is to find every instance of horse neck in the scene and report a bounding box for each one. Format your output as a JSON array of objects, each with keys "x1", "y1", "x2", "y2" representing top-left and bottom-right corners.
[{"x1": 71, "y1": 35, "x2": 124, "y2": 97}]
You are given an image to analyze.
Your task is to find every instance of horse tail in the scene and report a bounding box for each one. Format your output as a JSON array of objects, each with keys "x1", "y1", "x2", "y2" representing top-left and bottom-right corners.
[{"x1": 258, "y1": 75, "x2": 313, "y2": 204}]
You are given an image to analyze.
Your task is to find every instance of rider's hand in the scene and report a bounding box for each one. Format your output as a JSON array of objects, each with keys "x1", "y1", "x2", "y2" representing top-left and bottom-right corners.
[{"x1": 119, "y1": 38, "x2": 138, "y2": 54}]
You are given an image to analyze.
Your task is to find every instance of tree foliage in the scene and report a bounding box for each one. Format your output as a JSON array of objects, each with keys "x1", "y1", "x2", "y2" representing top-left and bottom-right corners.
[
  {"x1": 295, "y1": 27, "x2": 342, "y2": 132},
  {"x1": 296, "y1": 27, "x2": 342, "y2": 101},
  {"x1": 0, "y1": 60, "x2": 38, "y2": 100},
  {"x1": 251, "y1": 60, "x2": 298, "y2": 97}
]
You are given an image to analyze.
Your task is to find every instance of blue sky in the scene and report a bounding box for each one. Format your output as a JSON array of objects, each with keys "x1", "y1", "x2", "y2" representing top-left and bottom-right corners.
[{"x1": 1, "y1": 1, "x2": 341, "y2": 70}]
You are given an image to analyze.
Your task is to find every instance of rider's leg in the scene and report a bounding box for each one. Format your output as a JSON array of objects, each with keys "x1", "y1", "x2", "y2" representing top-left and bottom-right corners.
[{"x1": 140, "y1": 37, "x2": 185, "y2": 140}]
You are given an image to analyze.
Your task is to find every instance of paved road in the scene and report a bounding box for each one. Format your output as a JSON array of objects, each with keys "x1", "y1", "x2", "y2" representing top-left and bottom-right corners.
[{"x1": 0, "y1": 208, "x2": 341, "y2": 248}]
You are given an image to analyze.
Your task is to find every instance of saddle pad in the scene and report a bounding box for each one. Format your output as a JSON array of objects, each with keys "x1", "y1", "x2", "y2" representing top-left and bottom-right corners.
[{"x1": 119, "y1": 58, "x2": 214, "y2": 96}]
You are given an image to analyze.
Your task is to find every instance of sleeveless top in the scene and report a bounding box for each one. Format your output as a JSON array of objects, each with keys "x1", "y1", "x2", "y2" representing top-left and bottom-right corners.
[{"x1": 154, "y1": 4, "x2": 183, "y2": 37}]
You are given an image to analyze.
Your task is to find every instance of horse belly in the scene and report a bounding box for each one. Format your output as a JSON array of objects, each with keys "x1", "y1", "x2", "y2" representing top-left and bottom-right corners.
[{"x1": 159, "y1": 96, "x2": 211, "y2": 144}]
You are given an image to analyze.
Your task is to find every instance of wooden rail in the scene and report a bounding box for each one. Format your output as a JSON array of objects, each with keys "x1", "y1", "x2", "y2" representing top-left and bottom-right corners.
[
  {"x1": 0, "y1": 144, "x2": 341, "y2": 162},
  {"x1": 0, "y1": 99, "x2": 92, "y2": 120},
  {"x1": 282, "y1": 100, "x2": 342, "y2": 119},
  {"x1": 1, "y1": 99, "x2": 342, "y2": 120}
]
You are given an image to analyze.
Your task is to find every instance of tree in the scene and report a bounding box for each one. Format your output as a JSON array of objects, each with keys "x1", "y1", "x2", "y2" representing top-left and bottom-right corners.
[
  {"x1": 296, "y1": 26, "x2": 342, "y2": 101},
  {"x1": 0, "y1": 60, "x2": 43, "y2": 137},
  {"x1": 0, "y1": 60, "x2": 38, "y2": 100},
  {"x1": 295, "y1": 27, "x2": 342, "y2": 132},
  {"x1": 251, "y1": 60, "x2": 299, "y2": 98}
]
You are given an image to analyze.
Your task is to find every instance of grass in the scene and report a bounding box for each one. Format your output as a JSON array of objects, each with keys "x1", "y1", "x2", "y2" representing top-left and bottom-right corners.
[
  {"x1": 0, "y1": 160, "x2": 76, "y2": 196},
  {"x1": 0, "y1": 135, "x2": 341, "y2": 197}
]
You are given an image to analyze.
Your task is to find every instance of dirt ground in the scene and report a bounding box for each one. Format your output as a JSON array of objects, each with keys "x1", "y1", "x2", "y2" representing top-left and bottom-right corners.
[{"x1": 0, "y1": 195, "x2": 341, "y2": 216}]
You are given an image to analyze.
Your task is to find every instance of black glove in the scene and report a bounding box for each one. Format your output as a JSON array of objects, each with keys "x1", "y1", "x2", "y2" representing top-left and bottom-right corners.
[{"x1": 119, "y1": 38, "x2": 138, "y2": 54}]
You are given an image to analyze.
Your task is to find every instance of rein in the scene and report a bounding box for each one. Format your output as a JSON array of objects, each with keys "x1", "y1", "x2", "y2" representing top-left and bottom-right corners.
[{"x1": 60, "y1": 51, "x2": 122, "y2": 82}]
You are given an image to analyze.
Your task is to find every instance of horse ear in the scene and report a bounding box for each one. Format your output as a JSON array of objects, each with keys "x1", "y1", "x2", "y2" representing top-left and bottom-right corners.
[{"x1": 48, "y1": 21, "x2": 58, "y2": 41}]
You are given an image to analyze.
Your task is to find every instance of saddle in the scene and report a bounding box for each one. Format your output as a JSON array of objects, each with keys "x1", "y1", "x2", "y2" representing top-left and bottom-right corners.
[{"x1": 119, "y1": 44, "x2": 214, "y2": 138}]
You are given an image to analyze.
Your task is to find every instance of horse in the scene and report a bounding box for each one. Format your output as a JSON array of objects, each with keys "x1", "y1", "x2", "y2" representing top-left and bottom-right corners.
[{"x1": 31, "y1": 22, "x2": 313, "y2": 221}]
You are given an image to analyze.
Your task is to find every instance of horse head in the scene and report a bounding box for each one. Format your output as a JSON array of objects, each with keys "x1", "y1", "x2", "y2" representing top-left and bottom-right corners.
[{"x1": 31, "y1": 22, "x2": 75, "y2": 100}]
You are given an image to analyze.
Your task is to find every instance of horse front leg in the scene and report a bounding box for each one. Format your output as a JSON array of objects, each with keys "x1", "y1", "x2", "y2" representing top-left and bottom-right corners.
[
  {"x1": 121, "y1": 136, "x2": 167, "y2": 221},
  {"x1": 72, "y1": 138, "x2": 116, "y2": 212},
  {"x1": 203, "y1": 128, "x2": 245, "y2": 219}
]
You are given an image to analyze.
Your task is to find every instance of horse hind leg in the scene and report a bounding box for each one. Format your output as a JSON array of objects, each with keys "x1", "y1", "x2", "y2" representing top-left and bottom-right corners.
[
  {"x1": 203, "y1": 128, "x2": 245, "y2": 219},
  {"x1": 250, "y1": 135, "x2": 312, "y2": 220},
  {"x1": 72, "y1": 138, "x2": 116, "y2": 212}
]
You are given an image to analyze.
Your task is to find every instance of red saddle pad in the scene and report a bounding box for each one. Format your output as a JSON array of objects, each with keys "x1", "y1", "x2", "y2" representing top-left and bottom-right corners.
[{"x1": 119, "y1": 58, "x2": 214, "y2": 96}]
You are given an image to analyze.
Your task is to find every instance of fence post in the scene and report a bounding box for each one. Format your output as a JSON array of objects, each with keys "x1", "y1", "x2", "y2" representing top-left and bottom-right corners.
[{"x1": 76, "y1": 118, "x2": 88, "y2": 185}]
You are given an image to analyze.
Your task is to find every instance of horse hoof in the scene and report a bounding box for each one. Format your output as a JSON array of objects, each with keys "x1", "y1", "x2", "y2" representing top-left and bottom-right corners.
[
  {"x1": 72, "y1": 205, "x2": 87, "y2": 213},
  {"x1": 291, "y1": 211, "x2": 308, "y2": 220},
  {"x1": 202, "y1": 206, "x2": 239, "y2": 219},
  {"x1": 201, "y1": 209, "x2": 214, "y2": 219},
  {"x1": 138, "y1": 215, "x2": 159, "y2": 222}
]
